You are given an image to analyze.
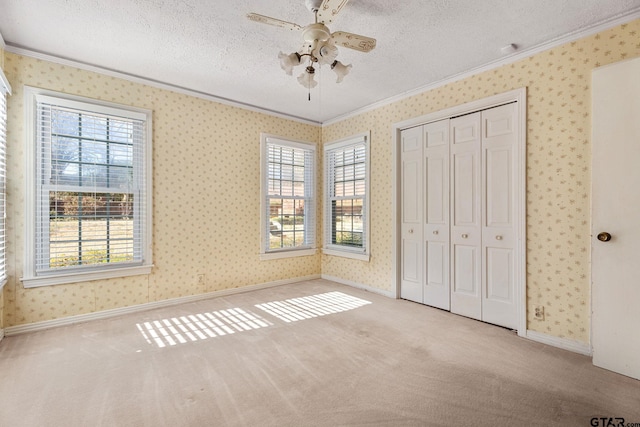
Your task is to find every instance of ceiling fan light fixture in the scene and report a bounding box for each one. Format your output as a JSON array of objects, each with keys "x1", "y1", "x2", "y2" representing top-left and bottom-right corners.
[
  {"x1": 278, "y1": 51, "x2": 302, "y2": 75},
  {"x1": 331, "y1": 60, "x2": 352, "y2": 83},
  {"x1": 297, "y1": 66, "x2": 318, "y2": 89},
  {"x1": 248, "y1": 0, "x2": 376, "y2": 97},
  {"x1": 318, "y1": 43, "x2": 338, "y2": 65}
]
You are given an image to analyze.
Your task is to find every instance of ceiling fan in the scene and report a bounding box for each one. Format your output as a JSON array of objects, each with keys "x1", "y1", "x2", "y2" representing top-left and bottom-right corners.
[{"x1": 247, "y1": 0, "x2": 376, "y2": 93}]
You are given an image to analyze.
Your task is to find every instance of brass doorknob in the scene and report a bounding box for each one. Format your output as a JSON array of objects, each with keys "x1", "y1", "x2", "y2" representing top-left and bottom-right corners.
[{"x1": 597, "y1": 232, "x2": 612, "y2": 242}]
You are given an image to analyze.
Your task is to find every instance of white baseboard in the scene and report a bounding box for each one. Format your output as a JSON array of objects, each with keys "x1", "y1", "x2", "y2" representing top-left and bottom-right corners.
[
  {"x1": 321, "y1": 274, "x2": 394, "y2": 298},
  {"x1": 4, "y1": 274, "x2": 321, "y2": 336},
  {"x1": 0, "y1": 328, "x2": 4, "y2": 343},
  {"x1": 525, "y1": 330, "x2": 592, "y2": 356}
]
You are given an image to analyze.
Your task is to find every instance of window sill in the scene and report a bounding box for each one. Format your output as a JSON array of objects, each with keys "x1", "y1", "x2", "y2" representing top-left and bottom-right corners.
[
  {"x1": 260, "y1": 248, "x2": 317, "y2": 261},
  {"x1": 21, "y1": 264, "x2": 153, "y2": 288},
  {"x1": 322, "y1": 248, "x2": 370, "y2": 262}
]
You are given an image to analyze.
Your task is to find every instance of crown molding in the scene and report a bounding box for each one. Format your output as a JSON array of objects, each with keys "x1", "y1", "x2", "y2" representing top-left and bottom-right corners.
[
  {"x1": 3, "y1": 9, "x2": 639, "y2": 127},
  {"x1": 3, "y1": 44, "x2": 321, "y2": 127},
  {"x1": 322, "y1": 9, "x2": 640, "y2": 127}
]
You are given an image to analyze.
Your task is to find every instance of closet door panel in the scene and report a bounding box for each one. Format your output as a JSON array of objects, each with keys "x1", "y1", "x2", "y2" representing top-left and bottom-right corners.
[
  {"x1": 400, "y1": 126, "x2": 423, "y2": 303},
  {"x1": 486, "y1": 247, "x2": 512, "y2": 301},
  {"x1": 452, "y1": 152, "x2": 477, "y2": 226},
  {"x1": 481, "y1": 103, "x2": 518, "y2": 329},
  {"x1": 450, "y1": 113, "x2": 482, "y2": 320},
  {"x1": 486, "y1": 147, "x2": 512, "y2": 228},
  {"x1": 424, "y1": 119, "x2": 450, "y2": 309}
]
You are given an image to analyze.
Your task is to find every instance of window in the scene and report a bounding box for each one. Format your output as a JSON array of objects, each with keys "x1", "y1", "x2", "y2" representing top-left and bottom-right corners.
[
  {"x1": 324, "y1": 132, "x2": 370, "y2": 261},
  {"x1": 23, "y1": 88, "x2": 152, "y2": 287},
  {"x1": 260, "y1": 134, "x2": 316, "y2": 260},
  {"x1": 0, "y1": 69, "x2": 10, "y2": 289}
]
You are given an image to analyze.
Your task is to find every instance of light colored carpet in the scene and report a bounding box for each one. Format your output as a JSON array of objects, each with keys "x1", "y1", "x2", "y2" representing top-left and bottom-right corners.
[{"x1": 0, "y1": 279, "x2": 639, "y2": 426}]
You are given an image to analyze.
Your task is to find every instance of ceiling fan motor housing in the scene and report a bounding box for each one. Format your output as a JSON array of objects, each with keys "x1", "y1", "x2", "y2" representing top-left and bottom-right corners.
[{"x1": 303, "y1": 23, "x2": 331, "y2": 43}]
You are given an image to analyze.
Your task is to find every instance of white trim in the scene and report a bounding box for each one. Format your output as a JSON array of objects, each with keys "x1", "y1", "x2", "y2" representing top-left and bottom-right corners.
[
  {"x1": 4, "y1": 9, "x2": 639, "y2": 127},
  {"x1": 391, "y1": 88, "x2": 527, "y2": 335},
  {"x1": 259, "y1": 133, "x2": 317, "y2": 257},
  {"x1": 5, "y1": 274, "x2": 322, "y2": 336},
  {"x1": 0, "y1": 328, "x2": 4, "y2": 343},
  {"x1": 36, "y1": 93, "x2": 148, "y2": 121},
  {"x1": 22, "y1": 86, "x2": 153, "y2": 287},
  {"x1": 525, "y1": 330, "x2": 592, "y2": 356},
  {"x1": 394, "y1": 88, "x2": 526, "y2": 131},
  {"x1": 4, "y1": 45, "x2": 320, "y2": 126},
  {"x1": 264, "y1": 135, "x2": 317, "y2": 152},
  {"x1": 323, "y1": 8, "x2": 640, "y2": 127},
  {"x1": 260, "y1": 248, "x2": 317, "y2": 260},
  {"x1": 21, "y1": 265, "x2": 153, "y2": 288},
  {"x1": 323, "y1": 131, "x2": 371, "y2": 259},
  {"x1": 321, "y1": 274, "x2": 394, "y2": 298},
  {"x1": 322, "y1": 248, "x2": 370, "y2": 261}
]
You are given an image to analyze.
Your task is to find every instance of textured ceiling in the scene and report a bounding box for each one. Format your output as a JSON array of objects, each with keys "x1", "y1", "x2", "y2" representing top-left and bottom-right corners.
[{"x1": 1, "y1": 0, "x2": 639, "y2": 123}]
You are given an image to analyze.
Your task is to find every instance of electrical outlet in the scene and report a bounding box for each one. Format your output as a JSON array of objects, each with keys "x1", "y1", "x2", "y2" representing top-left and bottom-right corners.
[
  {"x1": 534, "y1": 305, "x2": 545, "y2": 320},
  {"x1": 197, "y1": 274, "x2": 205, "y2": 286}
]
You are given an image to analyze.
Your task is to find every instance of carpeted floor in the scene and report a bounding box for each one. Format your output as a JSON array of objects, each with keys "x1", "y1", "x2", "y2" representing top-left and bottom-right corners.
[{"x1": 0, "y1": 279, "x2": 639, "y2": 426}]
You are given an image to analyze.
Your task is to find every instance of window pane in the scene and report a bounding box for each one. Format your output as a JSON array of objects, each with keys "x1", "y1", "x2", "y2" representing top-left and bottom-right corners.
[
  {"x1": 51, "y1": 109, "x2": 80, "y2": 137},
  {"x1": 268, "y1": 198, "x2": 307, "y2": 250},
  {"x1": 264, "y1": 140, "x2": 313, "y2": 251},
  {"x1": 49, "y1": 110, "x2": 135, "y2": 191},
  {"x1": 281, "y1": 180, "x2": 293, "y2": 196},
  {"x1": 48, "y1": 191, "x2": 135, "y2": 268},
  {"x1": 33, "y1": 94, "x2": 148, "y2": 277}
]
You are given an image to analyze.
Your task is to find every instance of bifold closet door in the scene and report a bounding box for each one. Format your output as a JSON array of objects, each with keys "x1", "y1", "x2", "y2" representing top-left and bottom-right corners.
[
  {"x1": 450, "y1": 112, "x2": 482, "y2": 321},
  {"x1": 400, "y1": 126, "x2": 423, "y2": 303},
  {"x1": 481, "y1": 103, "x2": 517, "y2": 329},
  {"x1": 400, "y1": 103, "x2": 518, "y2": 329},
  {"x1": 423, "y1": 120, "x2": 450, "y2": 310}
]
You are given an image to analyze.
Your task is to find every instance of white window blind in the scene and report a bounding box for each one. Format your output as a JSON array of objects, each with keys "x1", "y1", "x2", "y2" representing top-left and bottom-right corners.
[
  {"x1": 262, "y1": 136, "x2": 315, "y2": 254},
  {"x1": 24, "y1": 90, "x2": 152, "y2": 286},
  {"x1": 0, "y1": 71, "x2": 10, "y2": 287},
  {"x1": 324, "y1": 133, "x2": 369, "y2": 258}
]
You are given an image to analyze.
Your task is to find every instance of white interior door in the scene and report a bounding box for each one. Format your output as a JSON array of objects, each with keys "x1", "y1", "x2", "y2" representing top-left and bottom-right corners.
[
  {"x1": 592, "y1": 57, "x2": 640, "y2": 380},
  {"x1": 400, "y1": 126, "x2": 423, "y2": 303},
  {"x1": 450, "y1": 113, "x2": 482, "y2": 321},
  {"x1": 481, "y1": 104, "x2": 518, "y2": 329},
  {"x1": 423, "y1": 119, "x2": 450, "y2": 310}
]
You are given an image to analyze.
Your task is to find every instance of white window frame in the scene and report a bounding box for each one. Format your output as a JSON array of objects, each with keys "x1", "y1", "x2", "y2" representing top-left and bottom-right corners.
[
  {"x1": 260, "y1": 133, "x2": 316, "y2": 260},
  {"x1": 323, "y1": 131, "x2": 371, "y2": 261},
  {"x1": 22, "y1": 87, "x2": 153, "y2": 288},
  {"x1": 0, "y1": 67, "x2": 11, "y2": 290}
]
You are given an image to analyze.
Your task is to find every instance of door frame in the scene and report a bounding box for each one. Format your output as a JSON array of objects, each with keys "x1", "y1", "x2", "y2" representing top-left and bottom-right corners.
[{"x1": 391, "y1": 88, "x2": 527, "y2": 336}]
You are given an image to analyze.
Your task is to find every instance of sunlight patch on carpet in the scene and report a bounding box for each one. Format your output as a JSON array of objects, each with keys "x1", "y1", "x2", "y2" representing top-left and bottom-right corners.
[
  {"x1": 136, "y1": 308, "x2": 272, "y2": 348},
  {"x1": 254, "y1": 291, "x2": 371, "y2": 323}
]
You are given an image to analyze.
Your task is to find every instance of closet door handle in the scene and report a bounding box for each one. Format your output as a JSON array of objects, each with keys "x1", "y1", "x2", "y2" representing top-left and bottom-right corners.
[
  {"x1": 496, "y1": 235, "x2": 503, "y2": 241},
  {"x1": 433, "y1": 230, "x2": 439, "y2": 235},
  {"x1": 461, "y1": 233, "x2": 468, "y2": 239},
  {"x1": 408, "y1": 229, "x2": 414, "y2": 234}
]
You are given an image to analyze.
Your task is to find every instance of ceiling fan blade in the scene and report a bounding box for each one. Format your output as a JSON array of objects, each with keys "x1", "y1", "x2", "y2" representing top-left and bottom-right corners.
[
  {"x1": 317, "y1": 0, "x2": 350, "y2": 24},
  {"x1": 331, "y1": 31, "x2": 376, "y2": 53},
  {"x1": 246, "y1": 13, "x2": 302, "y2": 31}
]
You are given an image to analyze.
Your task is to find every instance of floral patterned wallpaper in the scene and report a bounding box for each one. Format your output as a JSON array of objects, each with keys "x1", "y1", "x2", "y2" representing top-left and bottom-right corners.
[
  {"x1": 2, "y1": 20, "x2": 639, "y2": 345},
  {"x1": 2, "y1": 53, "x2": 321, "y2": 326},
  {"x1": 322, "y1": 19, "x2": 640, "y2": 343}
]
